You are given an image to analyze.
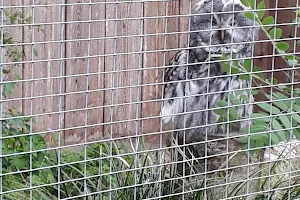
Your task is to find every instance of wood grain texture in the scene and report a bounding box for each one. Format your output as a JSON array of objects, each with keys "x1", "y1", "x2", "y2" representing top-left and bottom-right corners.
[
  {"x1": 64, "y1": 0, "x2": 106, "y2": 145},
  {"x1": 4, "y1": 0, "x2": 297, "y2": 147},
  {"x1": 103, "y1": 0, "x2": 144, "y2": 139},
  {"x1": 254, "y1": 0, "x2": 299, "y2": 105},
  {"x1": 142, "y1": 1, "x2": 167, "y2": 147},
  {"x1": 23, "y1": 0, "x2": 65, "y2": 136},
  {"x1": 86, "y1": 0, "x2": 106, "y2": 142},
  {"x1": 3, "y1": 0, "x2": 23, "y2": 113},
  {"x1": 141, "y1": 0, "x2": 180, "y2": 147}
]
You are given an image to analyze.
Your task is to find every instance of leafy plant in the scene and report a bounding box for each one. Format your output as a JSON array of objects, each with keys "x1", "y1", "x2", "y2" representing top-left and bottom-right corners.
[{"x1": 214, "y1": 0, "x2": 300, "y2": 154}]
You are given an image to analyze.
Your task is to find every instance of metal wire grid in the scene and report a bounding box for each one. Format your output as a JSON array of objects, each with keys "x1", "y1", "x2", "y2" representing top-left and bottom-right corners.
[{"x1": 0, "y1": 0, "x2": 300, "y2": 199}]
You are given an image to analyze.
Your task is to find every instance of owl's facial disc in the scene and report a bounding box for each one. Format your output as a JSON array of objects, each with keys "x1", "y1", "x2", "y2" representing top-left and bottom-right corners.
[{"x1": 190, "y1": 0, "x2": 257, "y2": 56}]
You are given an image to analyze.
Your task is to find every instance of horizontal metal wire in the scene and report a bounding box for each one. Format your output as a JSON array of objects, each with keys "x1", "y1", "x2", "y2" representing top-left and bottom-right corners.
[
  {"x1": 1, "y1": 81, "x2": 299, "y2": 122},
  {"x1": 0, "y1": 21, "x2": 298, "y2": 51},
  {"x1": 2, "y1": 158, "x2": 300, "y2": 198},
  {"x1": 2, "y1": 36, "x2": 298, "y2": 67},
  {"x1": 1, "y1": 0, "x2": 300, "y2": 199},
  {"x1": 1, "y1": 136, "x2": 299, "y2": 178}
]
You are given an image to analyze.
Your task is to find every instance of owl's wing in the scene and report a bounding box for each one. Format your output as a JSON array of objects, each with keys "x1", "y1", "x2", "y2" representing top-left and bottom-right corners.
[{"x1": 161, "y1": 50, "x2": 188, "y2": 130}]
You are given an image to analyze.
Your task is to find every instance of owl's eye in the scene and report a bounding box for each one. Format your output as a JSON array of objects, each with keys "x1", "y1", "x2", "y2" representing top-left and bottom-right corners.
[
  {"x1": 211, "y1": 19, "x2": 217, "y2": 26},
  {"x1": 230, "y1": 19, "x2": 237, "y2": 26}
]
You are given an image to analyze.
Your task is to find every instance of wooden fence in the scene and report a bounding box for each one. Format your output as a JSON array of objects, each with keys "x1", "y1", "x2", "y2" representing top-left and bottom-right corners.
[{"x1": 3, "y1": 0, "x2": 299, "y2": 147}]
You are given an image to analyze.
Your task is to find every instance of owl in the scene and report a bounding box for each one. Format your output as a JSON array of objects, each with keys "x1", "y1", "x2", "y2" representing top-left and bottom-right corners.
[{"x1": 161, "y1": 0, "x2": 258, "y2": 170}]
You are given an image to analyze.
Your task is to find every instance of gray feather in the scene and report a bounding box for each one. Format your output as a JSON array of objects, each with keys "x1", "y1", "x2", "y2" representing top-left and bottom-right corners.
[{"x1": 161, "y1": 0, "x2": 258, "y2": 157}]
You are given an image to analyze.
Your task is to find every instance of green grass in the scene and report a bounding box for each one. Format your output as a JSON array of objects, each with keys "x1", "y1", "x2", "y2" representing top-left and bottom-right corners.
[{"x1": 2, "y1": 136, "x2": 300, "y2": 200}]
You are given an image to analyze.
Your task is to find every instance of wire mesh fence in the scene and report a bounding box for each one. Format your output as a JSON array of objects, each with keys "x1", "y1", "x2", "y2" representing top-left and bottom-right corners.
[{"x1": 1, "y1": 0, "x2": 300, "y2": 199}]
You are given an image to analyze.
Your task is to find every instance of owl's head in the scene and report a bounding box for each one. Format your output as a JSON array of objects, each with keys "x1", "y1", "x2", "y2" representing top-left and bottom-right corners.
[{"x1": 190, "y1": 0, "x2": 258, "y2": 57}]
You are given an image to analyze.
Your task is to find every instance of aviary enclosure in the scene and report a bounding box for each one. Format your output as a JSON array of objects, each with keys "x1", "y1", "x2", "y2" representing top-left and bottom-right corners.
[{"x1": 1, "y1": 0, "x2": 300, "y2": 199}]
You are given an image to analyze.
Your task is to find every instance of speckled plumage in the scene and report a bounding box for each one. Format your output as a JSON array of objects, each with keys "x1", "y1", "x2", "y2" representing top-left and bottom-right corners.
[{"x1": 161, "y1": 0, "x2": 258, "y2": 159}]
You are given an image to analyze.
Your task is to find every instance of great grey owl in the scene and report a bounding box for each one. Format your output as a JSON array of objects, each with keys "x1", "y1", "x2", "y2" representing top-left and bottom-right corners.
[{"x1": 161, "y1": 0, "x2": 258, "y2": 168}]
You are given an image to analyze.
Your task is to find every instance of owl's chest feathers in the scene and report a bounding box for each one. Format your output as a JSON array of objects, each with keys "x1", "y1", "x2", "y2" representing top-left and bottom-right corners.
[
  {"x1": 176, "y1": 63, "x2": 249, "y2": 132},
  {"x1": 184, "y1": 62, "x2": 246, "y2": 98}
]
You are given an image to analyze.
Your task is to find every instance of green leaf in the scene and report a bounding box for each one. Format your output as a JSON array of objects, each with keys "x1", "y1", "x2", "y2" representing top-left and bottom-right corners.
[
  {"x1": 248, "y1": 0, "x2": 255, "y2": 9},
  {"x1": 254, "y1": 66, "x2": 263, "y2": 78},
  {"x1": 271, "y1": 92, "x2": 289, "y2": 105},
  {"x1": 285, "y1": 55, "x2": 298, "y2": 66},
  {"x1": 214, "y1": 108, "x2": 225, "y2": 115},
  {"x1": 231, "y1": 66, "x2": 239, "y2": 74},
  {"x1": 249, "y1": 134, "x2": 268, "y2": 145},
  {"x1": 269, "y1": 133, "x2": 280, "y2": 145},
  {"x1": 257, "y1": 1, "x2": 265, "y2": 19},
  {"x1": 251, "y1": 90, "x2": 258, "y2": 95},
  {"x1": 273, "y1": 99, "x2": 288, "y2": 111},
  {"x1": 251, "y1": 112, "x2": 271, "y2": 122},
  {"x1": 221, "y1": 63, "x2": 230, "y2": 73},
  {"x1": 229, "y1": 93, "x2": 236, "y2": 101},
  {"x1": 3, "y1": 82, "x2": 15, "y2": 97},
  {"x1": 244, "y1": 12, "x2": 256, "y2": 21},
  {"x1": 243, "y1": 59, "x2": 252, "y2": 72},
  {"x1": 292, "y1": 113, "x2": 300, "y2": 124},
  {"x1": 266, "y1": 78, "x2": 278, "y2": 85},
  {"x1": 241, "y1": 94, "x2": 249, "y2": 102},
  {"x1": 229, "y1": 107, "x2": 239, "y2": 120},
  {"x1": 239, "y1": 74, "x2": 249, "y2": 80},
  {"x1": 272, "y1": 119, "x2": 287, "y2": 141},
  {"x1": 293, "y1": 17, "x2": 300, "y2": 27},
  {"x1": 241, "y1": 125, "x2": 266, "y2": 134},
  {"x1": 257, "y1": 102, "x2": 280, "y2": 114},
  {"x1": 34, "y1": 48, "x2": 38, "y2": 57},
  {"x1": 279, "y1": 115, "x2": 291, "y2": 129},
  {"x1": 263, "y1": 16, "x2": 274, "y2": 25},
  {"x1": 217, "y1": 100, "x2": 228, "y2": 107},
  {"x1": 232, "y1": 98, "x2": 242, "y2": 105},
  {"x1": 10, "y1": 156, "x2": 29, "y2": 169},
  {"x1": 263, "y1": 16, "x2": 275, "y2": 30},
  {"x1": 297, "y1": 40, "x2": 300, "y2": 46},
  {"x1": 240, "y1": 0, "x2": 250, "y2": 7},
  {"x1": 276, "y1": 42, "x2": 289, "y2": 52},
  {"x1": 252, "y1": 135, "x2": 268, "y2": 147},
  {"x1": 269, "y1": 28, "x2": 282, "y2": 39},
  {"x1": 15, "y1": 74, "x2": 21, "y2": 80},
  {"x1": 236, "y1": 136, "x2": 249, "y2": 144},
  {"x1": 293, "y1": 128, "x2": 300, "y2": 140},
  {"x1": 2, "y1": 69, "x2": 10, "y2": 74}
]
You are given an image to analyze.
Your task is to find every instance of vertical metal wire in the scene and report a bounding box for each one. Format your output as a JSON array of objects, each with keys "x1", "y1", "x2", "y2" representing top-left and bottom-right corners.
[
  {"x1": 0, "y1": 0, "x2": 4, "y2": 199},
  {"x1": 204, "y1": 1, "x2": 214, "y2": 198},
  {"x1": 133, "y1": 2, "x2": 144, "y2": 199},
  {"x1": 225, "y1": 0, "x2": 234, "y2": 196},
  {"x1": 160, "y1": 0, "x2": 168, "y2": 198},
  {"x1": 267, "y1": 1, "x2": 279, "y2": 198},
  {"x1": 246, "y1": 0, "x2": 258, "y2": 198},
  {"x1": 82, "y1": 0, "x2": 93, "y2": 198},
  {"x1": 58, "y1": 1, "x2": 66, "y2": 199},
  {"x1": 182, "y1": 0, "x2": 190, "y2": 198},
  {"x1": 1, "y1": 1, "x2": 300, "y2": 200},
  {"x1": 288, "y1": 0, "x2": 299, "y2": 198},
  {"x1": 109, "y1": 1, "x2": 119, "y2": 199},
  {"x1": 29, "y1": 1, "x2": 35, "y2": 199}
]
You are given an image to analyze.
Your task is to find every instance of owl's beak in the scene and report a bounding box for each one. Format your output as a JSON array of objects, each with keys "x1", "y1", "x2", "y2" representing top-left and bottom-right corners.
[{"x1": 220, "y1": 30, "x2": 225, "y2": 42}]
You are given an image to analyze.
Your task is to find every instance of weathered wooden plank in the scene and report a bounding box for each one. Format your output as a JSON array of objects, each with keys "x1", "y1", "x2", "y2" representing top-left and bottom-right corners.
[
  {"x1": 103, "y1": 0, "x2": 144, "y2": 139},
  {"x1": 141, "y1": 1, "x2": 166, "y2": 147},
  {"x1": 254, "y1": 0, "x2": 298, "y2": 104},
  {"x1": 85, "y1": 0, "x2": 106, "y2": 142},
  {"x1": 64, "y1": 0, "x2": 106, "y2": 145},
  {"x1": 22, "y1": 0, "x2": 65, "y2": 137},
  {"x1": 141, "y1": 0, "x2": 180, "y2": 147},
  {"x1": 178, "y1": 0, "x2": 198, "y2": 48},
  {"x1": 3, "y1": 0, "x2": 23, "y2": 113}
]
